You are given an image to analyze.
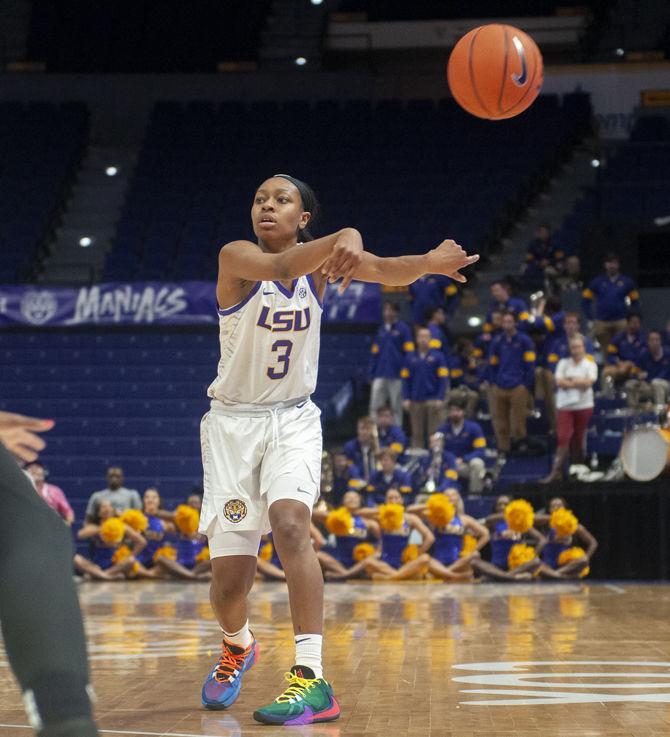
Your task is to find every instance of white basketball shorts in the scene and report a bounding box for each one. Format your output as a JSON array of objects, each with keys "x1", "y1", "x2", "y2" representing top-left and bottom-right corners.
[{"x1": 199, "y1": 397, "x2": 322, "y2": 558}]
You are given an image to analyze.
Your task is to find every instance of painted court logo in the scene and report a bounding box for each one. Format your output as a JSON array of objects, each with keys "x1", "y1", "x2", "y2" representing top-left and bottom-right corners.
[
  {"x1": 452, "y1": 661, "x2": 670, "y2": 705},
  {"x1": 223, "y1": 499, "x2": 247, "y2": 523}
]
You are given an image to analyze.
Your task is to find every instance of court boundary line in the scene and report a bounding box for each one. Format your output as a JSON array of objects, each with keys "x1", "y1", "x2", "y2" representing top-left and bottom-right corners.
[{"x1": 0, "y1": 725, "x2": 224, "y2": 737}]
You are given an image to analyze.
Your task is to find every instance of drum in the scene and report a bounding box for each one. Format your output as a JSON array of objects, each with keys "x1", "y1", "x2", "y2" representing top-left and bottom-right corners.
[{"x1": 619, "y1": 426, "x2": 670, "y2": 481}]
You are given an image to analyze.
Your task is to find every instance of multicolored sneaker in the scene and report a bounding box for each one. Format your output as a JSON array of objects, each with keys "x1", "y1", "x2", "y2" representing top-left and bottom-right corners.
[
  {"x1": 201, "y1": 636, "x2": 258, "y2": 710},
  {"x1": 252, "y1": 666, "x2": 340, "y2": 726}
]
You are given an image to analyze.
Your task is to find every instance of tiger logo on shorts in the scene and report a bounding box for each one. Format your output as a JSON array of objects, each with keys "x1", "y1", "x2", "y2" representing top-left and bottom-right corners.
[{"x1": 224, "y1": 499, "x2": 247, "y2": 523}]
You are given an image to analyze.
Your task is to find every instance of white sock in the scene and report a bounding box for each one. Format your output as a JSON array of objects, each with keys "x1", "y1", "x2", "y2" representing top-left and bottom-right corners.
[
  {"x1": 222, "y1": 620, "x2": 253, "y2": 650},
  {"x1": 294, "y1": 634, "x2": 323, "y2": 679}
]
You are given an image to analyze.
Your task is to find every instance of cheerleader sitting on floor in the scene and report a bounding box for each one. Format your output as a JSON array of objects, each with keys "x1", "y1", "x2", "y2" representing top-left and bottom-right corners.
[{"x1": 153, "y1": 504, "x2": 211, "y2": 581}]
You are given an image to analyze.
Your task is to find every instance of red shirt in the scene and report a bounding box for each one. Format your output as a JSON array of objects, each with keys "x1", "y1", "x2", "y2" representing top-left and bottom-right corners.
[{"x1": 37, "y1": 482, "x2": 73, "y2": 521}]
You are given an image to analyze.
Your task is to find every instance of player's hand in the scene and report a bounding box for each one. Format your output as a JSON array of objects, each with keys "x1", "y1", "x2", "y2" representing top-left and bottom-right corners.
[
  {"x1": 427, "y1": 240, "x2": 479, "y2": 283},
  {"x1": 0, "y1": 411, "x2": 54, "y2": 462},
  {"x1": 321, "y1": 228, "x2": 364, "y2": 294}
]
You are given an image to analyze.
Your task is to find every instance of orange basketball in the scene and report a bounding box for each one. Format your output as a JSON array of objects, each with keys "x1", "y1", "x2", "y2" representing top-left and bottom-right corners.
[{"x1": 447, "y1": 24, "x2": 543, "y2": 120}]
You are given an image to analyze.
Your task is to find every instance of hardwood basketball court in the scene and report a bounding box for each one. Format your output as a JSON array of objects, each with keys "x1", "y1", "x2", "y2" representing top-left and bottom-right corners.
[{"x1": 2, "y1": 581, "x2": 669, "y2": 737}]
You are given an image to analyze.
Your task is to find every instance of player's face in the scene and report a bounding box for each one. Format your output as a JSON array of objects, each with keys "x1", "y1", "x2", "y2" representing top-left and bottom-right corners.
[
  {"x1": 251, "y1": 178, "x2": 310, "y2": 248},
  {"x1": 343, "y1": 491, "x2": 362, "y2": 511},
  {"x1": 385, "y1": 489, "x2": 403, "y2": 505},
  {"x1": 143, "y1": 488, "x2": 160, "y2": 514}
]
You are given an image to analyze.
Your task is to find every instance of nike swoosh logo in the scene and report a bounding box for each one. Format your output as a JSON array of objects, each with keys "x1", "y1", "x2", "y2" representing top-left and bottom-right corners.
[
  {"x1": 511, "y1": 35, "x2": 527, "y2": 86},
  {"x1": 296, "y1": 401, "x2": 307, "y2": 408},
  {"x1": 296, "y1": 487, "x2": 311, "y2": 495},
  {"x1": 263, "y1": 291, "x2": 275, "y2": 295},
  {"x1": 295, "y1": 637, "x2": 311, "y2": 644}
]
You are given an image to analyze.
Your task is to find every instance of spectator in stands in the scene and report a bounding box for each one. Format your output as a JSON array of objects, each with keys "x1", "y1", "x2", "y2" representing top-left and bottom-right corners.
[
  {"x1": 343, "y1": 416, "x2": 378, "y2": 481},
  {"x1": 536, "y1": 312, "x2": 594, "y2": 434},
  {"x1": 582, "y1": 252, "x2": 640, "y2": 349},
  {"x1": 555, "y1": 255, "x2": 583, "y2": 293},
  {"x1": 436, "y1": 398, "x2": 487, "y2": 494},
  {"x1": 366, "y1": 448, "x2": 414, "y2": 505},
  {"x1": 523, "y1": 224, "x2": 565, "y2": 290},
  {"x1": 425, "y1": 306, "x2": 450, "y2": 352},
  {"x1": 401, "y1": 326, "x2": 449, "y2": 448},
  {"x1": 541, "y1": 335, "x2": 597, "y2": 483},
  {"x1": 626, "y1": 330, "x2": 670, "y2": 409},
  {"x1": 663, "y1": 318, "x2": 670, "y2": 350},
  {"x1": 375, "y1": 405, "x2": 408, "y2": 460},
  {"x1": 601, "y1": 313, "x2": 646, "y2": 396},
  {"x1": 409, "y1": 275, "x2": 459, "y2": 325},
  {"x1": 446, "y1": 338, "x2": 480, "y2": 418},
  {"x1": 488, "y1": 311, "x2": 536, "y2": 455},
  {"x1": 369, "y1": 301, "x2": 415, "y2": 425},
  {"x1": 85, "y1": 466, "x2": 141, "y2": 522},
  {"x1": 484, "y1": 281, "x2": 529, "y2": 333},
  {"x1": 412, "y1": 432, "x2": 460, "y2": 495},
  {"x1": 25, "y1": 461, "x2": 74, "y2": 525},
  {"x1": 330, "y1": 449, "x2": 365, "y2": 506}
]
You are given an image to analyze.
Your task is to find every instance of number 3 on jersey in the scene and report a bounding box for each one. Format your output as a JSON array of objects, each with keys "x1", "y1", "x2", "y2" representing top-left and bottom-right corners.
[{"x1": 268, "y1": 339, "x2": 293, "y2": 379}]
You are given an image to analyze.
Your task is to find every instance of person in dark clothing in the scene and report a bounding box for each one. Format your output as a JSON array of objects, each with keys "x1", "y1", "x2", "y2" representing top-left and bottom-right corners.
[{"x1": 0, "y1": 411, "x2": 98, "y2": 737}]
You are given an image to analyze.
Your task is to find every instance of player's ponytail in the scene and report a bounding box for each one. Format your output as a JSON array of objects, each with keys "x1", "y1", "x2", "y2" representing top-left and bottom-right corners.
[{"x1": 273, "y1": 173, "x2": 320, "y2": 242}]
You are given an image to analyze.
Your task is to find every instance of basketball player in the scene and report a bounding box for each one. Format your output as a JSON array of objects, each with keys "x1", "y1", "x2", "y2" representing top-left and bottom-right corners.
[
  {"x1": 199, "y1": 174, "x2": 478, "y2": 724},
  {"x1": 0, "y1": 411, "x2": 98, "y2": 737}
]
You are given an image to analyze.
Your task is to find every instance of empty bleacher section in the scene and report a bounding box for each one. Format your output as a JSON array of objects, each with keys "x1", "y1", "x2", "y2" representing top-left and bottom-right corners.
[
  {"x1": 26, "y1": 0, "x2": 273, "y2": 72},
  {"x1": 0, "y1": 327, "x2": 372, "y2": 497},
  {"x1": 103, "y1": 94, "x2": 591, "y2": 282},
  {"x1": 0, "y1": 101, "x2": 89, "y2": 284}
]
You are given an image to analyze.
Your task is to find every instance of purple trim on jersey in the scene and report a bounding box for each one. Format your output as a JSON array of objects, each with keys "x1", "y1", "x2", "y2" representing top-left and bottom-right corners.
[
  {"x1": 273, "y1": 279, "x2": 298, "y2": 299},
  {"x1": 217, "y1": 282, "x2": 261, "y2": 316},
  {"x1": 306, "y1": 273, "x2": 324, "y2": 308}
]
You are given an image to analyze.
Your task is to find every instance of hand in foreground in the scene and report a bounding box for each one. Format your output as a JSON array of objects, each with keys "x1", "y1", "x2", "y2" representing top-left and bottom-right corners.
[
  {"x1": 0, "y1": 411, "x2": 54, "y2": 463},
  {"x1": 427, "y1": 240, "x2": 479, "y2": 283},
  {"x1": 320, "y1": 228, "x2": 364, "y2": 293}
]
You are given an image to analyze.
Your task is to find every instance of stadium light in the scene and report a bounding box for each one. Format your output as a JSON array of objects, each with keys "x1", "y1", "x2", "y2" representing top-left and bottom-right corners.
[
  {"x1": 105, "y1": 166, "x2": 118, "y2": 176},
  {"x1": 295, "y1": 56, "x2": 308, "y2": 66},
  {"x1": 310, "y1": 0, "x2": 323, "y2": 4},
  {"x1": 468, "y1": 316, "x2": 482, "y2": 327},
  {"x1": 79, "y1": 236, "x2": 93, "y2": 247},
  {"x1": 615, "y1": 48, "x2": 625, "y2": 57},
  {"x1": 590, "y1": 158, "x2": 601, "y2": 168}
]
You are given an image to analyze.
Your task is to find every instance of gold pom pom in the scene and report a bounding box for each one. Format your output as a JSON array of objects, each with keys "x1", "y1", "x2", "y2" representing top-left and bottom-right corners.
[
  {"x1": 402, "y1": 544, "x2": 420, "y2": 563},
  {"x1": 426, "y1": 493, "x2": 455, "y2": 528},
  {"x1": 504, "y1": 499, "x2": 535, "y2": 533},
  {"x1": 112, "y1": 544, "x2": 132, "y2": 564},
  {"x1": 353, "y1": 542, "x2": 376, "y2": 561},
  {"x1": 460, "y1": 533, "x2": 477, "y2": 557},
  {"x1": 121, "y1": 509, "x2": 148, "y2": 532},
  {"x1": 259, "y1": 541, "x2": 274, "y2": 561},
  {"x1": 550, "y1": 508, "x2": 578, "y2": 537},
  {"x1": 196, "y1": 546, "x2": 210, "y2": 563},
  {"x1": 325, "y1": 507, "x2": 354, "y2": 536},
  {"x1": 558, "y1": 546, "x2": 589, "y2": 577},
  {"x1": 174, "y1": 504, "x2": 200, "y2": 536},
  {"x1": 508, "y1": 543, "x2": 536, "y2": 570},
  {"x1": 100, "y1": 517, "x2": 125, "y2": 544},
  {"x1": 379, "y1": 503, "x2": 405, "y2": 532},
  {"x1": 152, "y1": 545, "x2": 177, "y2": 563}
]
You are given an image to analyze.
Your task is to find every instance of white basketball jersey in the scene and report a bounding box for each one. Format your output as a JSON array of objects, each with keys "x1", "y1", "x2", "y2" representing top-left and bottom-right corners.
[{"x1": 207, "y1": 274, "x2": 322, "y2": 405}]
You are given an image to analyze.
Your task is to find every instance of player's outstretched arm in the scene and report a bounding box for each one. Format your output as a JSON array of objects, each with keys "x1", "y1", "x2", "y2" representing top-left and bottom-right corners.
[
  {"x1": 219, "y1": 228, "x2": 362, "y2": 283},
  {"x1": 350, "y1": 239, "x2": 479, "y2": 286}
]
